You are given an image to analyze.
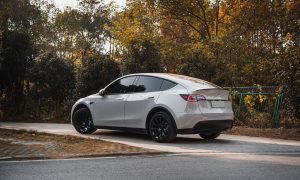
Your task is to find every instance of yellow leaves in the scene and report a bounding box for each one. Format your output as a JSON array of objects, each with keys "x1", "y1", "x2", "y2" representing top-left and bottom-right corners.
[
  {"x1": 107, "y1": 1, "x2": 160, "y2": 50},
  {"x1": 244, "y1": 95, "x2": 255, "y2": 113},
  {"x1": 285, "y1": 32, "x2": 293, "y2": 40},
  {"x1": 74, "y1": 59, "x2": 82, "y2": 67},
  {"x1": 258, "y1": 94, "x2": 267, "y2": 103},
  {"x1": 244, "y1": 94, "x2": 267, "y2": 113},
  {"x1": 244, "y1": 85, "x2": 267, "y2": 113}
]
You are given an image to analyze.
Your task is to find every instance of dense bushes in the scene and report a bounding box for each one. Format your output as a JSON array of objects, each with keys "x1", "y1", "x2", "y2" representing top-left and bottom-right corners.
[
  {"x1": 178, "y1": 52, "x2": 216, "y2": 83},
  {"x1": 0, "y1": 50, "x2": 121, "y2": 121},
  {"x1": 0, "y1": 31, "x2": 34, "y2": 115},
  {"x1": 274, "y1": 47, "x2": 300, "y2": 118},
  {"x1": 77, "y1": 55, "x2": 120, "y2": 97},
  {"x1": 27, "y1": 52, "x2": 75, "y2": 118},
  {"x1": 122, "y1": 40, "x2": 163, "y2": 74}
]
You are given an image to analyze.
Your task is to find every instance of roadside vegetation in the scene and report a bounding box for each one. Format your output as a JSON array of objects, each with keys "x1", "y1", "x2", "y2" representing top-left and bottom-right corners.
[
  {"x1": 0, "y1": 1, "x2": 299, "y2": 132},
  {"x1": 226, "y1": 126, "x2": 300, "y2": 141}
]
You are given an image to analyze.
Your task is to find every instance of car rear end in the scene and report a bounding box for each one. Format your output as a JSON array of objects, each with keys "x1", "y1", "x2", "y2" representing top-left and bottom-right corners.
[{"x1": 167, "y1": 74, "x2": 234, "y2": 134}]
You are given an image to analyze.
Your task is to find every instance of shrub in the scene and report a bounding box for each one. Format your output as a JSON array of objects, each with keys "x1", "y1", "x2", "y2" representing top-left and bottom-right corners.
[
  {"x1": 28, "y1": 52, "x2": 76, "y2": 118},
  {"x1": 77, "y1": 55, "x2": 120, "y2": 97}
]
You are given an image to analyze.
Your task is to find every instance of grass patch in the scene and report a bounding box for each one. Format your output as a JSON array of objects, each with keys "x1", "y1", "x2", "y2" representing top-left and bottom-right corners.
[{"x1": 0, "y1": 128, "x2": 160, "y2": 160}]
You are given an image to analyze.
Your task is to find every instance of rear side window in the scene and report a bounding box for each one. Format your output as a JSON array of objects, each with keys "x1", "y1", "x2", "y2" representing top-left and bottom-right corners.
[
  {"x1": 134, "y1": 76, "x2": 163, "y2": 93},
  {"x1": 160, "y1": 80, "x2": 177, "y2": 91},
  {"x1": 106, "y1": 76, "x2": 136, "y2": 94}
]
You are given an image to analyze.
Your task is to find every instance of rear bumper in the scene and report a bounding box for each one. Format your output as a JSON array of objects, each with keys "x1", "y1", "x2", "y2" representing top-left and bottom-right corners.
[
  {"x1": 177, "y1": 120, "x2": 233, "y2": 134},
  {"x1": 175, "y1": 112, "x2": 234, "y2": 129}
]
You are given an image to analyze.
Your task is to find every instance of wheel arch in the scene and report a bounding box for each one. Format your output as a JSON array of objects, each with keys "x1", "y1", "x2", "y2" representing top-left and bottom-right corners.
[
  {"x1": 145, "y1": 106, "x2": 178, "y2": 133},
  {"x1": 71, "y1": 103, "x2": 92, "y2": 124}
]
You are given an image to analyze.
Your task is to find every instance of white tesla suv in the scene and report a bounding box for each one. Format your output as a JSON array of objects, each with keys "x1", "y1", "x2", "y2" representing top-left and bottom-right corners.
[{"x1": 71, "y1": 73, "x2": 234, "y2": 142}]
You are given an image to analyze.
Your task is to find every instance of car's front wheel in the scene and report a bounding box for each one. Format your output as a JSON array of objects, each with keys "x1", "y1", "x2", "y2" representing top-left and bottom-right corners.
[
  {"x1": 199, "y1": 132, "x2": 221, "y2": 140},
  {"x1": 149, "y1": 111, "x2": 177, "y2": 143},
  {"x1": 72, "y1": 107, "x2": 96, "y2": 134}
]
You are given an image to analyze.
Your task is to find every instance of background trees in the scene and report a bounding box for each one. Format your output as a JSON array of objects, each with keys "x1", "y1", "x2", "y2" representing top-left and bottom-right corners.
[
  {"x1": 53, "y1": 0, "x2": 110, "y2": 61},
  {"x1": 28, "y1": 52, "x2": 75, "y2": 116},
  {"x1": 0, "y1": 31, "x2": 34, "y2": 115},
  {"x1": 122, "y1": 40, "x2": 162, "y2": 73},
  {"x1": 77, "y1": 54, "x2": 120, "y2": 96},
  {"x1": 0, "y1": 0, "x2": 299, "y2": 121}
]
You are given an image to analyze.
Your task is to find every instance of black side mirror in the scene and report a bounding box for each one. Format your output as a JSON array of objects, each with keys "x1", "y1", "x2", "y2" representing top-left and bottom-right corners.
[{"x1": 99, "y1": 89, "x2": 105, "y2": 96}]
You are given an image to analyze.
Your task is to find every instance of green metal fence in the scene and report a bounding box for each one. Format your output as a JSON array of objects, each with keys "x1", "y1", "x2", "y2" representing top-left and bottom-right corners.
[{"x1": 224, "y1": 86, "x2": 284, "y2": 128}]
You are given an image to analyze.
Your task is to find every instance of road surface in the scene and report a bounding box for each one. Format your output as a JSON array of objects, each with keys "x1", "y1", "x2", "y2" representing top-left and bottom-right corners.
[
  {"x1": 0, "y1": 122, "x2": 299, "y2": 179},
  {"x1": 1, "y1": 153, "x2": 300, "y2": 180}
]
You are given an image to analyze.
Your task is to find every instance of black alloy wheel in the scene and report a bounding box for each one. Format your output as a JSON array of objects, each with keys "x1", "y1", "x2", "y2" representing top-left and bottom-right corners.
[
  {"x1": 73, "y1": 107, "x2": 96, "y2": 134},
  {"x1": 149, "y1": 111, "x2": 176, "y2": 143}
]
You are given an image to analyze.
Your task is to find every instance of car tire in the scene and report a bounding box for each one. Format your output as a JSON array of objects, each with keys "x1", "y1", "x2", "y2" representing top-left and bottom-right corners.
[
  {"x1": 72, "y1": 107, "x2": 96, "y2": 134},
  {"x1": 149, "y1": 111, "x2": 177, "y2": 143},
  {"x1": 199, "y1": 132, "x2": 221, "y2": 140}
]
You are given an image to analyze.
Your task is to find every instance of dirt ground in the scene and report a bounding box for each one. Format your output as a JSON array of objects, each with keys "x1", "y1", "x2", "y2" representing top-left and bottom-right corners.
[
  {"x1": 0, "y1": 128, "x2": 159, "y2": 160},
  {"x1": 225, "y1": 126, "x2": 300, "y2": 141}
]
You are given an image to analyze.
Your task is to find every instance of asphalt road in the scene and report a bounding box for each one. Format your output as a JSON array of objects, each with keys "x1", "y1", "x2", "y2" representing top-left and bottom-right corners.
[
  {"x1": 0, "y1": 122, "x2": 300, "y2": 179},
  {"x1": 1, "y1": 154, "x2": 299, "y2": 180}
]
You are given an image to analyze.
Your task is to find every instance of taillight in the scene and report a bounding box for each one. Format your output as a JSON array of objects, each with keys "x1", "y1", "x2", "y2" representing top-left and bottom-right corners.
[
  {"x1": 180, "y1": 94, "x2": 206, "y2": 102},
  {"x1": 228, "y1": 95, "x2": 232, "y2": 102}
]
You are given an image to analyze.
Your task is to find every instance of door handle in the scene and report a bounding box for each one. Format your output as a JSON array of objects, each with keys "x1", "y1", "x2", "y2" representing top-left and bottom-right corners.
[{"x1": 147, "y1": 96, "x2": 154, "y2": 99}]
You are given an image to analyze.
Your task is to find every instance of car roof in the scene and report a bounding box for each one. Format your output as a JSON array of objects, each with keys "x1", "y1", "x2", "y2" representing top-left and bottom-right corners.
[{"x1": 123, "y1": 73, "x2": 220, "y2": 90}]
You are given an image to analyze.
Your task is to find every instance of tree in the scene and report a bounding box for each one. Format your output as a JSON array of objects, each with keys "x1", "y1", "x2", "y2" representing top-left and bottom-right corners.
[
  {"x1": 123, "y1": 40, "x2": 163, "y2": 74},
  {"x1": 77, "y1": 55, "x2": 120, "y2": 96},
  {"x1": 28, "y1": 52, "x2": 75, "y2": 114},
  {"x1": 0, "y1": 0, "x2": 299, "y2": 121},
  {"x1": 157, "y1": 0, "x2": 214, "y2": 41},
  {"x1": 108, "y1": 0, "x2": 160, "y2": 50},
  {"x1": 179, "y1": 51, "x2": 216, "y2": 82},
  {"x1": 274, "y1": 46, "x2": 300, "y2": 118},
  {"x1": 0, "y1": 31, "x2": 34, "y2": 115},
  {"x1": 53, "y1": 0, "x2": 111, "y2": 61}
]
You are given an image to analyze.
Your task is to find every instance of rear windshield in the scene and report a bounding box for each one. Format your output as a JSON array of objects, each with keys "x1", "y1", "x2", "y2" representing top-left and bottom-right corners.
[{"x1": 168, "y1": 74, "x2": 220, "y2": 88}]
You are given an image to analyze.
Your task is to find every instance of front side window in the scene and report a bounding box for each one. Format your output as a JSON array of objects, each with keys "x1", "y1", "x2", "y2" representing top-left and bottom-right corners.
[
  {"x1": 134, "y1": 76, "x2": 163, "y2": 93},
  {"x1": 105, "y1": 76, "x2": 136, "y2": 94}
]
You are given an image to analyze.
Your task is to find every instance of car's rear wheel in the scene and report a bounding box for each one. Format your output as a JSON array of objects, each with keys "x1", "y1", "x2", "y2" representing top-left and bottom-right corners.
[
  {"x1": 72, "y1": 107, "x2": 96, "y2": 134},
  {"x1": 199, "y1": 132, "x2": 221, "y2": 140},
  {"x1": 149, "y1": 111, "x2": 176, "y2": 143}
]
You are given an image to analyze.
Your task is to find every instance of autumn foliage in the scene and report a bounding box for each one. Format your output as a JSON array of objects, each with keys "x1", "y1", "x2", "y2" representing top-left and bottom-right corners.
[{"x1": 0, "y1": 0, "x2": 299, "y2": 121}]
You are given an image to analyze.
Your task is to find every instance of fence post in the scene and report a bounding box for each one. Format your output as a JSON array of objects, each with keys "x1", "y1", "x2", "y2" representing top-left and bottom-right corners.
[
  {"x1": 231, "y1": 86, "x2": 283, "y2": 127},
  {"x1": 276, "y1": 94, "x2": 284, "y2": 128},
  {"x1": 272, "y1": 96, "x2": 278, "y2": 128},
  {"x1": 236, "y1": 93, "x2": 243, "y2": 118},
  {"x1": 272, "y1": 94, "x2": 284, "y2": 128}
]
